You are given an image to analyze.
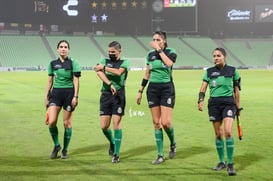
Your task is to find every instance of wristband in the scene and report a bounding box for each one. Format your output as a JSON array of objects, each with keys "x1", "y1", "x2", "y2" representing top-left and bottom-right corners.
[
  {"x1": 157, "y1": 49, "x2": 163, "y2": 53},
  {"x1": 138, "y1": 90, "x2": 143, "y2": 93},
  {"x1": 198, "y1": 92, "x2": 205, "y2": 104},
  {"x1": 103, "y1": 66, "x2": 106, "y2": 72},
  {"x1": 74, "y1": 96, "x2": 78, "y2": 99},
  {"x1": 141, "y1": 78, "x2": 148, "y2": 87},
  {"x1": 108, "y1": 82, "x2": 112, "y2": 86}
]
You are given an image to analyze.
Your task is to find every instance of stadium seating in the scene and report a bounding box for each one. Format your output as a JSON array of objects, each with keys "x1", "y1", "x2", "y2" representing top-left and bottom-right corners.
[
  {"x1": 0, "y1": 34, "x2": 272, "y2": 69},
  {"x1": 45, "y1": 35, "x2": 102, "y2": 67},
  {"x1": 222, "y1": 39, "x2": 273, "y2": 67},
  {"x1": 0, "y1": 35, "x2": 51, "y2": 67}
]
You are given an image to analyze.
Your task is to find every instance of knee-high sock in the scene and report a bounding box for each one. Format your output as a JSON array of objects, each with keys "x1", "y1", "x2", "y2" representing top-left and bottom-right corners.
[
  {"x1": 155, "y1": 129, "x2": 164, "y2": 157},
  {"x1": 215, "y1": 138, "x2": 225, "y2": 163},
  {"x1": 49, "y1": 126, "x2": 59, "y2": 146},
  {"x1": 164, "y1": 127, "x2": 176, "y2": 145},
  {"x1": 114, "y1": 129, "x2": 122, "y2": 156},
  {"x1": 102, "y1": 129, "x2": 114, "y2": 144},
  {"x1": 63, "y1": 128, "x2": 72, "y2": 151},
  {"x1": 226, "y1": 137, "x2": 234, "y2": 164}
]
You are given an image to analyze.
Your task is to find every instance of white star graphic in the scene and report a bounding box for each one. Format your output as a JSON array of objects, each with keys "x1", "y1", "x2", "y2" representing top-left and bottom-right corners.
[
  {"x1": 101, "y1": 14, "x2": 108, "y2": 22},
  {"x1": 91, "y1": 14, "x2": 97, "y2": 23}
]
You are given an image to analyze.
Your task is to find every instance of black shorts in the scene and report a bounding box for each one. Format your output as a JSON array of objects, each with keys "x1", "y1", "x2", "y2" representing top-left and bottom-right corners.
[
  {"x1": 208, "y1": 97, "x2": 236, "y2": 122},
  {"x1": 48, "y1": 88, "x2": 75, "y2": 112},
  {"x1": 146, "y1": 82, "x2": 175, "y2": 108},
  {"x1": 99, "y1": 88, "x2": 126, "y2": 116}
]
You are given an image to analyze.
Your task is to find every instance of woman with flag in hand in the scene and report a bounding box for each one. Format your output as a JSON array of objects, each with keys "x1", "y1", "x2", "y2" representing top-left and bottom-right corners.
[
  {"x1": 197, "y1": 47, "x2": 241, "y2": 176},
  {"x1": 45, "y1": 40, "x2": 81, "y2": 159}
]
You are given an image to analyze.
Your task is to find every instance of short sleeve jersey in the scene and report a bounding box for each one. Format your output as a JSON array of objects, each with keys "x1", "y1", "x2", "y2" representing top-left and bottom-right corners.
[
  {"x1": 101, "y1": 58, "x2": 129, "y2": 91},
  {"x1": 48, "y1": 57, "x2": 81, "y2": 88},
  {"x1": 203, "y1": 65, "x2": 240, "y2": 97},
  {"x1": 146, "y1": 48, "x2": 177, "y2": 83}
]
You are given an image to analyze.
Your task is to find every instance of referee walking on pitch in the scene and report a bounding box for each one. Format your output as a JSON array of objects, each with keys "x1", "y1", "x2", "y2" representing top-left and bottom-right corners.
[
  {"x1": 136, "y1": 31, "x2": 177, "y2": 165},
  {"x1": 94, "y1": 41, "x2": 129, "y2": 163},
  {"x1": 197, "y1": 47, "x2": 241, "y2": 176},
  {"x1": 45, "y1": 40, "x2": 81, "y2": 159}
]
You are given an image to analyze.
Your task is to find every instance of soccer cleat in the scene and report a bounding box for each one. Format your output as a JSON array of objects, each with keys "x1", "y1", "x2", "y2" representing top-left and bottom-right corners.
[
  {"x1": 108, "y1": 143, "x2": 115, "y2": 156},
  {"x1": 227, "y1": 163, "x2": 236, "y2": 176},
  {"x1": 50, "y1": 145, "x2": 61, "y2": 159},
  {"x1": 61, "y1": 150, "x2": 68, "y2": 159},
  {"x1": 112, "y1": 154, "x2": 120, "y2": 163},
  {"x1": 152, "y1": 155, "x2": 165, "y2": 165},
  {"x1": 213, "y1": 162, "x2": 226, "y2": 171},
  {"x1": 169, "y1": 143, "x2": 176, "y2": 159}
]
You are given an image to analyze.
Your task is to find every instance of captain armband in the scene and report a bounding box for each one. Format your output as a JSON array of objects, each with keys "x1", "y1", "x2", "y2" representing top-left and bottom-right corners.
[
  {"x1": 198, "y1": 92, "x2": 205, "y2": 104},
  {"x1": 141, "y1": 78, "x2": 148, "y2": 87}
]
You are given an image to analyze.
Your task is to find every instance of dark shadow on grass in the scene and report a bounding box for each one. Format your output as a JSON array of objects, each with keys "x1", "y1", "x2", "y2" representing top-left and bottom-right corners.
[
  {"x1": 121, "y1": 145, "x2": 155, "y2": 159},
  {"x1": 234, "y1": 153, "x2": 264, "y2": 171},
  {"x1": 69, "y1": 143, "x2": 107, "y2": 156},
  {"x1": 174, "y1": 146, "x2": 212, "y2": 160}
]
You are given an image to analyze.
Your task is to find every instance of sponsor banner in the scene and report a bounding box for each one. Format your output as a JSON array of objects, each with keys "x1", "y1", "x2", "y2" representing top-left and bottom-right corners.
[
  {"x1": 255, "y1": 4, "x2": 273, "y2": 23},
  {"x1": 226, "y1": 7, "x2": 253, "y2": 23},
  {"x1": 164, "y1": 0, "x2": 196, "y2": 8}
]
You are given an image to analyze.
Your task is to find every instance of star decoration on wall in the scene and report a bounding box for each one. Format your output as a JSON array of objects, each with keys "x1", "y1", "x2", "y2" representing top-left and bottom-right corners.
[
  {"x1": 141, "y1": 0, "x2": 147, "y2": 9},
  {"x1": 121, "y1": 1, "x2": 127, "y2": 9},
  {"x1": 131, "y1": 0, "x2": 137, "y2": 8},
  {"x1": 101, "y1": 14, "x2": 108, "y2": 22},
  {"x1": 91, "y1": 1, "x2": 97, "y2": 9},
  {"x1": 91, "y1": 14, "x2": 98, "y2": 23},
  {"x1": 101, "y1": 1, "x2": 107, "y2": 9},
  {"x1": 111, "y1": 1, "x2": 117, "y2": 9}
]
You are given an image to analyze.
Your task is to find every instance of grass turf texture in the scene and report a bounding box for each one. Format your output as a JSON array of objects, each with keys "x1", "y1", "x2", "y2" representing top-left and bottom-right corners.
[{"x1": 0, "y1": 70, "x2": 272, "y2": 180}]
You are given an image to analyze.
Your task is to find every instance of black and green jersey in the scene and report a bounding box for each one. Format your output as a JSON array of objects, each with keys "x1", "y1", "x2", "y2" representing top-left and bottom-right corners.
[
  {"x1": 48, "y1": 57, "x2": 81, "y2": 88},
  {"x1": 146, "y1": 48, "x2": 177, "y2": 83},
  {"x1": 101, "y1": 58, "x2": 129, "y2": 91},
  {"x1": 203, "y1": 65, "x2": 240, "y2": 97}
]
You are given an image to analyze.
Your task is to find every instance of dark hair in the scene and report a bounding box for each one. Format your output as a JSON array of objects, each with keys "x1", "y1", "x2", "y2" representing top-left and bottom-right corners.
[
  {"x1": 153, "y1": 31, "x2": 168, "y2": 47},
  {"x1": 214, "y1": 47, "x2": 226, "y2": 57},
  {"x1": 108, "y1": 41, "x2": 121, "y2": 50},
  {"x1": 57, "y1": 40, "x2": 70, "y2": 49}
]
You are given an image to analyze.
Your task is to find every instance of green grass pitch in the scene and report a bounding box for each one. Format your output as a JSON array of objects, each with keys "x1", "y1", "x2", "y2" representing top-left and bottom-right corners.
[{"x1": 0, "y1": 69, "x2": 272, "y2": 180}]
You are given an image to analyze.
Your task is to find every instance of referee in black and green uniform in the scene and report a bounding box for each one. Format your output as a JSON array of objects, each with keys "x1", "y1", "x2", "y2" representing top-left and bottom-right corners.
[
  {"x1": 94, "y1": 41, "x2": 129, "y2": 163},
  {"x1": 198, "y1": 47, "x2": 241, "y2": 176},
  {"x1": 137, "y1": 31, "x2": 177, "y2": 165},
  {"x1": 45, "y1": 40, "x2": 81, "y2": 159}
]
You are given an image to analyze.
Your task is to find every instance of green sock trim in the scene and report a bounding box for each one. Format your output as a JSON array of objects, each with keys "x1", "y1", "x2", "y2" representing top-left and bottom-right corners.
[
  {"x1": 155, "y1": 129, "x2": 164, "y2": 156},
  {"x1": 63, "y1": 128, "x2": 72, "y2": 151},
  {"x1": 102, "y1": 129, "x2": 114, "y2": 144},
  {"x1": 49, "y1": 126, "x2": 59, "y2": 146},
  {"x1": 164, "y1": 127, "x2": 176, "y2": 145},
  {"x1": 215, "y1": 138, "x2": 225, "y2": 163},
  {"x1": 226, "y1": 137, "x2": 234, "y2": 164},
  {"x1": 114, "y1": 129, "x2": 122, "y2": 156}
]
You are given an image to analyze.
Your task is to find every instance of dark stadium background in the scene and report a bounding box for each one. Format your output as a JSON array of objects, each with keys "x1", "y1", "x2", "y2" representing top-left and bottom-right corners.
[{"x1": 0, "y1": 0, "x2": 273, "y2": 37}]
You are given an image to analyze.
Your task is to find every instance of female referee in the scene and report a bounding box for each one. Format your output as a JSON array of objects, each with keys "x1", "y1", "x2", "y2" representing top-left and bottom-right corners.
[
  {"x1": 197, "y1": 47, "x2": 241, "y2": 176},
  {"x1": 94, "y1": 41, "x2": 129, "y2": 163},
  {"x1": 136, "y1": 31, "x2": 177, "y2": 165},
  {"x1": 44, "y1": 40, "x2": 81, "y2": 159}
]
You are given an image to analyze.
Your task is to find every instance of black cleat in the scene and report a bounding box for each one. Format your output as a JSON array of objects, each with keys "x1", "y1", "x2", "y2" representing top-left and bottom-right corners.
[
  {"x1": 169, "y1": 143, "x2": 176, "y2": 159},
  {"x1": 227, "y1": 163, "x2": 236, "y2": 176},
  {"x1": 50, "y1": 145, "x2": 61, "y2": 159},
  {"x1": 152, "y1": 155, "x2": 165, "y2": 165},
  {"x1": 61, "y1": 150, "x2": 68, "y2": 159},
  {"x1": 112, "y1": 154, "x2": 120, "y2": 163},
  {"x1": 213, "y1": 162, "x2": 226, "y2": 171},
  {"x1": 109, "y1": 143, "x2": 115, "y2": 156}
]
